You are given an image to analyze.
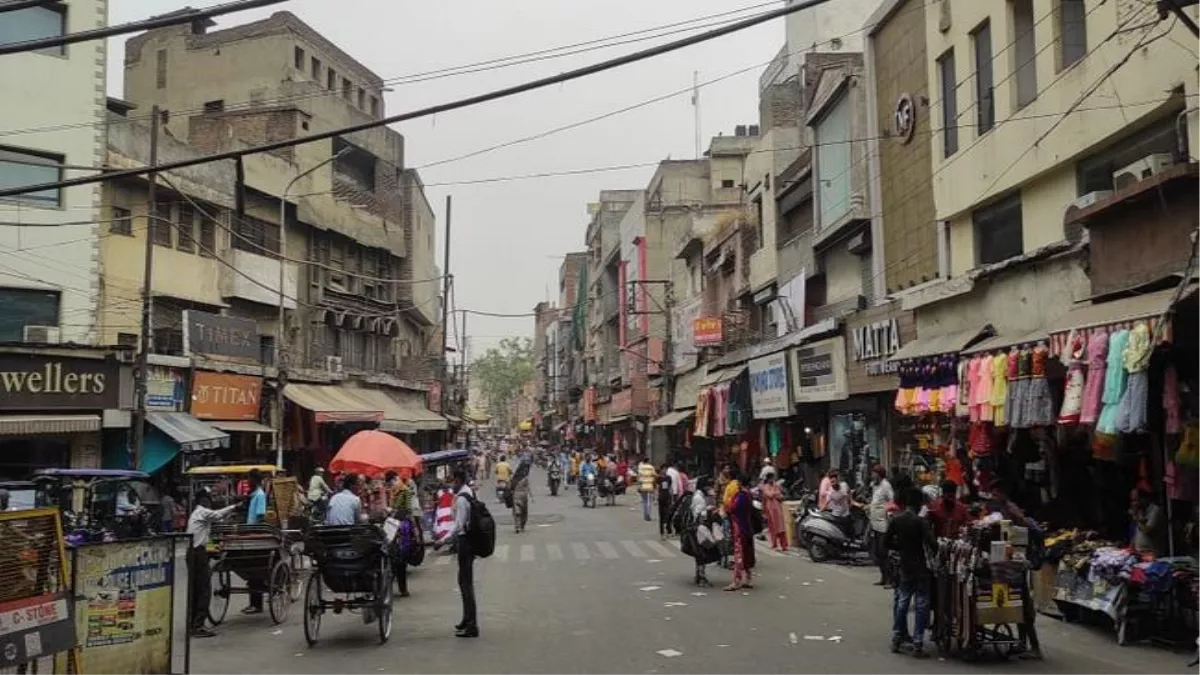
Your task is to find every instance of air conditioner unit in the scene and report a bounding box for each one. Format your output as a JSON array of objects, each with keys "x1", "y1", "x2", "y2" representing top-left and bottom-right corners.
[
  {"x1": 1069, "y1": 190, "x2": 1113, "y2": 212},
  {"x1": 325, "y1": 355, "x2": 344, "y2": 374},
  {"x1": 1112, "y1": 153, "x2": 1174, "y2": 190},
  {"x1": 23, "y1": 325, "x2": 60, "y2": 344}
]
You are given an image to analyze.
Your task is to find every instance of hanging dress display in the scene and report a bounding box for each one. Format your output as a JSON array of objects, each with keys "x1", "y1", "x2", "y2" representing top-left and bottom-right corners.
[
  {"x1": 940, "y1": 354, "x2": 960, "y2": 414},
  {"x1": 1003, "y1": 347, "x2": 1022, "y2": 428},
  {"x1": 1116, "y1": 322, "x2": 1151, "y2": 434},
  {"x1": 1058, "y1": 330, "x2": 1086, "y2": 425},
  {"x1": 956, "y1": 358, "x2": 970, "y2": 418},
  {"x1": 1078, "y1": 330, "x2": 1109, "y2": 426},
  {"x1": 694, "y1": 389, "x2": 712, "y2": 438},
  {"x1": 1009, "y1": 347, "x2": 1032, "y2": 428},
  {"x1": 1020, "y1": 343, "x2": 1055, "y2": 427},
  {"x1": 1095, "y1": 329, "x2": 1130, "y2": 436},
  {"x1": 991, "y1": 351, "x2": 1009, "y2": 427},
  {"x1": 895, "y1": 361, "x2": 916, "y2": 415}
]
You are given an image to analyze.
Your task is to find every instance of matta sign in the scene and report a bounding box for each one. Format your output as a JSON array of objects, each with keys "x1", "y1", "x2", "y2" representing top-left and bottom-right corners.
[
  {"x1": 692, "y1": 316, "x2": 723, "y2": 347},
  {"x1": 190, "y1": 371, "x2": 262, "y2": 420}
]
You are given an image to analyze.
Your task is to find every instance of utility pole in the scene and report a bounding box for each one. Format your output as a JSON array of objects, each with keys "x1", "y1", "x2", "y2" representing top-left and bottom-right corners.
[
  {"x1": 131, "y1": 105, "x2": 160, "y2": 470},
  {"x1": 440, "y1": 195, "x2": 452, "y2": 414},
  {"x1": 662, "y1": 281, "x2": 675, "y2": 417}
]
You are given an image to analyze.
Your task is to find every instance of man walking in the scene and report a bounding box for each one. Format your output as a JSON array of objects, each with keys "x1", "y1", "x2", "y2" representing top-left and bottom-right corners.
[
  {"x1": 242, "y1": 469, "x2": 268, "y2": 615},
  {"x1": 444, "y1": 467, "x2": 479, "y2": 638},
  {"x1": 867, "y1": 465, "x2": 895, "y2": 587},
  {"x1": 885, "y1": 487, "x2": 935, "y2": 658},
  {"x1": 636, "y1": 456, "x2": 656, "y2": 522},
  {"x1": 186, "y1": 489, "x2": 239, "y2": 637}
]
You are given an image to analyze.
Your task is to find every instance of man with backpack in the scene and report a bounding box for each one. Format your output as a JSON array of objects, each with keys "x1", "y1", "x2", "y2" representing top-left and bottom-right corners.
[{"x1": 436, "y1": 466, "x2": 493, "y2": 638}]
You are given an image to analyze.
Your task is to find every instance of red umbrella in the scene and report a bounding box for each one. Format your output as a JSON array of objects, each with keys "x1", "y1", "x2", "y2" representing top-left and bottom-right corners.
[{"x1": 330, "y1": 430, "x2": 423, "y2": 479}]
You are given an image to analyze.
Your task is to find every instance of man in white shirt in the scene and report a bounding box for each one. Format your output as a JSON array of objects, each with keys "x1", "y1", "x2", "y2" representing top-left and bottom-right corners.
[
  {"x1": 186, "y1": 490, "x2": 240, "y2": 638},
  {"x1": 325, "y1": 475, "x2": 363, "y2": 526},
  {"x1": 307, "y1": 467, "x2": 332, "y2": 503},
  {"x1": 866, "y1": 465, "x2": 895, "y2": 587},
  {"x1": 666, "y1": 464, "x2": 682, "y2": 498}
]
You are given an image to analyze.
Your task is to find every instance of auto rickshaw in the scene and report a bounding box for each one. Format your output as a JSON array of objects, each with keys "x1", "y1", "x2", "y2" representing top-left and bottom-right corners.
[
  {"x1": 31, "y1": 468, "x2": 153, "y2": 542},
  {"x1": 415, "y1": 449, "x2": 469, "y2": 541}
]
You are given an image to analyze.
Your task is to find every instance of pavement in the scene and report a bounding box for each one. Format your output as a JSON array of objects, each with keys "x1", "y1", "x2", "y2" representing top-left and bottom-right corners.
[{"x1": 192, "y1": 470, "x2": 1194, "y2": 674}]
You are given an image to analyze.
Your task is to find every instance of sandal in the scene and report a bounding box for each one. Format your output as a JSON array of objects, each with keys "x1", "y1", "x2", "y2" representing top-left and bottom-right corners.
[{"x1": 723, "y1": 584, "x2": 743, "y2": 592}]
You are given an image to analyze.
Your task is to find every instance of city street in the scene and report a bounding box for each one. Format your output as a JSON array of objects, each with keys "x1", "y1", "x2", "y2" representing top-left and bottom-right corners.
[{"x1": 193, "y1": 472, "x2": 1191, "y2": 675}]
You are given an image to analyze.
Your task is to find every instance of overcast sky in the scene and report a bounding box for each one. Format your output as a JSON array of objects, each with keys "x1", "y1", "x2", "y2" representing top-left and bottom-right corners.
[{"x1": 106, "y1": 0, "x2": 782, "y2": 359}]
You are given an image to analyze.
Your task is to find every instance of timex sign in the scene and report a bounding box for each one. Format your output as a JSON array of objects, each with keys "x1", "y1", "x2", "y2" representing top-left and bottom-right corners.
[{"x1": 0, "y1": 354, "x2": 120, "y2": 410}]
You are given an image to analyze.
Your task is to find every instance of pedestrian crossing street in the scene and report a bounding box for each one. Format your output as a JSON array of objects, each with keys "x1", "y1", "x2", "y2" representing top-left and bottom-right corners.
[{"x1": 423, "y1": 538, "x2": 797, "y2": 567}]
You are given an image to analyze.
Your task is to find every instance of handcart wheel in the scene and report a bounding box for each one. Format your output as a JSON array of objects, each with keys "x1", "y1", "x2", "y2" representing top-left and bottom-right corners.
[
  {"x1": 289, "y1": 548, "x2": 307, "y2": 602},
  {"x1": 377, "y1": 558, "x2": 394, "y2": 644},
  {"x1": 303, "y1": 573, "x2": 322, "y2": 646},
  {"x1": 268, "y1": 560, "x2": 292, "y2": 624},
  {"x1": 208, "y1": 567, "x2": 231, "y2": 626}
]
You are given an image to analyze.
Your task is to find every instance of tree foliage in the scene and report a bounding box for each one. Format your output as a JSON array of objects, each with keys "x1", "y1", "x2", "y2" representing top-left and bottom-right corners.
[{"x1": 472, "y1": 337, "x2": 535, "y2": 420}]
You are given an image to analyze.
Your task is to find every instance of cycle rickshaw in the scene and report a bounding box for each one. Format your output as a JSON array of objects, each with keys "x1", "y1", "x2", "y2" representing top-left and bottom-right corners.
[
  {"x1": 301, "y1": 524, "x2": 393, "y2": 645},
  {"x1": 207, "y1": 523, "x2": 295, "y2": 625}
]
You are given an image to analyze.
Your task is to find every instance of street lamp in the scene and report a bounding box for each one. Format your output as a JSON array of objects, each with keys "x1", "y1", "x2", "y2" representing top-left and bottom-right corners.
[{"x1": 273, "y1": 146, "x2": 350, "y2": 468}]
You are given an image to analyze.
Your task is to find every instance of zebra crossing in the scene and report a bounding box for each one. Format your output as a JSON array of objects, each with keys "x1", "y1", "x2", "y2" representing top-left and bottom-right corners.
[{"x1": 424, "y1": 537, "x2": 796, "y2": 567}]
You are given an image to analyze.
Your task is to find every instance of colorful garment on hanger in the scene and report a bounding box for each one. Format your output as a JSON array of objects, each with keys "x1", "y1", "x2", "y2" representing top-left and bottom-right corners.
[
  {"x1": 956, "y1": 358, "x2": 970, "y2": 418},
  {"x1": 1096, "y1": 329, "x2": 1130, "y2": 435},
  {"x1": 1058, "y1": 330, "x2": 1086, "y2": 425},
  {"x1": 938, "y1": 355, "x2": 958, "y2": 415},
  {"x1": 1019, "y1": 343, "x2": 1054, "y2": 427},
  {"x1": 1116, "y1": 322, "x2": 1151, "y2": 434},
  {"x1": 1164, "y1": 365, "x2": 1181, "y2": 434},
  {"x1": 990, "y1": 352, "x2": 1008, "y2": 426},
  {"x1": 694, "y1": 388, "x2": 712, "y2": 437},
  {"x1": 1078, "y1": 330, "x2": 1109, "y2": 426},
  {"x1": 1003, "y1": 348, "x2": 1021, "y2": 428}
]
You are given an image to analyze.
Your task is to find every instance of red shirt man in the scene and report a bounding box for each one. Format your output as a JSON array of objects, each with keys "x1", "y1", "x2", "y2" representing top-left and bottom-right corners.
[{"x1": 926, "y1": 481, "x2": 970, "y2": 538}]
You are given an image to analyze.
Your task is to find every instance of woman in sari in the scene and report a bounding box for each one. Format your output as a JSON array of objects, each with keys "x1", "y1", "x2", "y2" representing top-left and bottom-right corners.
[
  {"x1": 760, "y1": 474, "x2": 787, "y2": 551},
  {"x1": 722, "y1": 473, "x2": 756, "y2": 591}
]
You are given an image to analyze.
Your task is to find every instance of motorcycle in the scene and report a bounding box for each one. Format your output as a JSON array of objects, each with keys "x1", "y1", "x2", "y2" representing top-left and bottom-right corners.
[
  {"x1": 597, "y1": 476, "x2": 618, "y2": 506},
  {"x1": 798, "y1": 503, "x2": 871, "y2": 562},
  {"x1": 579, "y1": 474, "x2": 598, "y2": 508},
  {"x1": 548, "y1": 467, "x2": 562, "y2": 496},
  {"x1": 496, "y1": 480, "x2": 510, "y2": 507}
]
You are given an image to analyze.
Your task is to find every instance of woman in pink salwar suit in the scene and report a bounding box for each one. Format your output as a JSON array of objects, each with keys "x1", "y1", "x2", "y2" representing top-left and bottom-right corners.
[{"x1": 760, "y1": 475, "x2": 787, "y2": 551}]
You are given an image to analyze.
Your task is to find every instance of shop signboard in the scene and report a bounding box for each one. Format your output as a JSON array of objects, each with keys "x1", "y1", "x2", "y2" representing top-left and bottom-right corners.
[
  {"x1": 427, "y1": 382, "x2": 442, "y2": 414},
  {"x1": 672, "y1": 297, "x2": 702, "y2": 373},
  {"x1": 0, "y1": 508, "x2": 75, "y2": 671},
  {"x1": 182, "y1": 309, "x2": 259, "y2": 361},
  {"x1": 747, "y1": 352, "x2": 791, "y2": 419},
  {"x1": 0, "y1": 353, "x2": 120, "y2": 410},
  {"x1": 791, "y1": 337, "x2": 849, "y2": 403},
  {"x1": 145, "y1": 366, "x2": 185, "y2": 411},
  {"x1": 844, "y1": 302, "x2": 916, "y2": 394},
  {"x1": 190, "y1": 371, "x2": 262, "y2": 421},
  {"x1": 693, "y1": 316, "x2": 723, "y2": 347},
  {"x1": 71, "y1": 538, "x2": 175, "y2": 674}
]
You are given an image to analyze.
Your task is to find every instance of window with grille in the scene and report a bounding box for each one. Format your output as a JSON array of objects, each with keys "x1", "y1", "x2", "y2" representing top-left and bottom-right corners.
[
  {"x1": 110, "y1": 206, "x2": 132, "y2": 235},
  {"x1": 974, "y1": 192, "x2": 1024, "y2": 265},
  {"x1": 152, "y1": 327, "x2": 184, "y2": 355},
  {"x1": 176, "y1": 203, "x2": 196, "y2": 253},
  {"x1": 152, "y1": 203, "x2": 173, "y2": 247},
  {"x1": 198, "y1": 209, "x2": 217, "y2": 257},
  {"x1": 233, "y1": 215, "x2": 280, "y2": 257}
]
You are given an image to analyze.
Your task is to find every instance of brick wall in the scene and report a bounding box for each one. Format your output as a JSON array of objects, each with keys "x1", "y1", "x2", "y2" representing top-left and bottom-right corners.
[{"x1": 873, "y1": 0, "x2": 938, "y2": 293}]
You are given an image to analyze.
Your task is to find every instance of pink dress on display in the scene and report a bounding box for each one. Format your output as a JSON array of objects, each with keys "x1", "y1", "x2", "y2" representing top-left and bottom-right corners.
[
  {"x1": 1058, "y1": 330, "x2": 1086, "y2": 425},
  {"x1": 1078, "y1": 331, "x2": 1108, "y2": 426}
]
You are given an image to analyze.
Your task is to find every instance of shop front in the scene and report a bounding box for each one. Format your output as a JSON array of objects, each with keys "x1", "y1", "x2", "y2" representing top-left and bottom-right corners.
[
  {"x1": 747, "y1": 351, "x2": 792, "y2": 478},
  {"x1": 0, "y1": 350, "x2": 128, "y2": 478},
  {"x1": 649, "y1": 366, "x2": 704, "y2": 466},
  {"x1": 841, "y1": 302, "x2": 918, "y2": 480},
  {"x1": 692, "y1": 365, "x2": 749, "y2": 475},
  {"x1": 609, "y1": 388, "x2": 638, "y2": 459},
  {"x1": 790, "y1": 337, "x2": 848, "y2": 486},
  {"x1": 190, "y1": 371, "x2": 272, "y2": 462},
  {"x1": 282, "y1": 382, "x2": 383, "y2": 475},
  {"x1": 348, "y1": 386, "x2": 448, "y2": 454}
]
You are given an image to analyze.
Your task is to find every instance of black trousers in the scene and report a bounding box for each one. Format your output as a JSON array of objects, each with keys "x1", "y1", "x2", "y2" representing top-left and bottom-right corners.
[
  {"x1": 871, "y1": 531, "x2": 891, "y2": 583},
  {"x1": 394, "y1": 558, "x2": 408, "y2": 594},
  {"x1": 188, "y1": 545, "x2": 209, "y2": 630},
  {"x1": 457, "y1": 539, "x2": 477, "y2": 629},
  {"x1": 658, "y1": 493, "x2": 674, "y2": 535}
]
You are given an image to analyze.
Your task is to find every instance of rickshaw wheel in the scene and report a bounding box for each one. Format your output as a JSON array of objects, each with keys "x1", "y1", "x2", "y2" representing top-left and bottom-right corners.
[
  {"x1": 303, "y1": 573, "x2": 322, "y2": 646},
  {"x1": 268, "y1": 560, "x2": 292, "y2": 624},
  {"x1": 377, "y1": 558, "x2": 394, "y2": 644},
  {"x1": 208, "y1": 567, "x2": 231, "y2": 626}
]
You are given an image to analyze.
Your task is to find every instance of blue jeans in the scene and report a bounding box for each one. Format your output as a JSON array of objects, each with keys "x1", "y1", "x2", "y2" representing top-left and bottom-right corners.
[
  {"x1": 892, "y1": 577, "x2": 930, "y2": 648},
  {"x1": 641, "y1": 492, "x2": 653, "y2": 521}
]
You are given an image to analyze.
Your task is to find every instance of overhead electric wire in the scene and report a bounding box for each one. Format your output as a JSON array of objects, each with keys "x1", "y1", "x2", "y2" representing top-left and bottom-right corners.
[
  {"x1": 0, "y1": 0, "x2": 289, "y2": 56},
  {"x1": 0, "y1": 0, "x2": 781, "y2": 140},
  {"x1": 0, "y1": 0, "x2": 839, "y2": 200}
]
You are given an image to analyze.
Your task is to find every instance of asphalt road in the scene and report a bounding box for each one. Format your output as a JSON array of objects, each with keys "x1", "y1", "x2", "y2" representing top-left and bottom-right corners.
[{"x1": 192, "y1": 471, "x2": 1192, "y2": 674}]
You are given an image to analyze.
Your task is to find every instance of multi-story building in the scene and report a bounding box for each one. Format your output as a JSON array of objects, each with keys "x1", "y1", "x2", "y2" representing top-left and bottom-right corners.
[
  {"x1": 119, "y1": 11, "x2": 447, "y2": 460},
  {"x1": 0, "y1": 0, "x2": 108, "y2": 345},
  {"x1": 582, "y1": 190, "x2": 639, "y2": 422}
]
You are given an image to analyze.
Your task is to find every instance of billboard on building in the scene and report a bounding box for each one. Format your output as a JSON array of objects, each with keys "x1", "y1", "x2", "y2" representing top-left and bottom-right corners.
[
  {"x1": 672, "y1": 297, "x2": 702, "y2": 373},
  {"x1": 693, "y1": 316, "x2": 724, "y2": 347},
  {"x1": 190, "y1": 371, "x2": 262, "y2": 420},
  {"x1": 748, "y1": 352, "x2": 792, "y2": 419},
  {"x1": 791, "y1": 337, "x2": 849, "y2": 403},
  {"x1": 183, "y1": 310, "x2": 259, "y2": 361}
]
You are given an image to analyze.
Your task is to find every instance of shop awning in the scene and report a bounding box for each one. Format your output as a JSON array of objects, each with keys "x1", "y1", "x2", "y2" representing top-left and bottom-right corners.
[
  {"x1": 960, "y1": 329, "x2": 1049, "y2": 356},
  {"x1": 650, "y1": 408, "x2": 696, "y2": 428},
  {"x1": 284, "y1": 383, "x2": 383, "y2": 423},
  {"x1": 209, "y1": 420, "x2": 275, "y2": 434},
  {"x1": 146, "y1": 412, "x2": 229, "y2": 452},
  {"x1": 672, "y1": 367, "x2": 707, "y2": 411},
  {"x1": 1046, "y1": 286, "x2": 1188, "y2": 336},
  {"x1": 887, "y1": 326, "x2": 993, "y2": 362},
  {"x1": 349, "y1": 388, "x2": 448, "y2": 434},
  {"x1": 0, "y1": 414, "x2": 100, "y2": 436},
  {"x1": 609, "y1": 413, "x2": 631, "y2": 424},
  {"x1": 701, "y1": 364, "x2": 747, "y2": 387}
]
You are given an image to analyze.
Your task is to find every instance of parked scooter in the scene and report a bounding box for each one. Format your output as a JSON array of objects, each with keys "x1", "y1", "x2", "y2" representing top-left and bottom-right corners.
[{"x1": 798, "y1": 503, "x2": 871, "y2": 563}]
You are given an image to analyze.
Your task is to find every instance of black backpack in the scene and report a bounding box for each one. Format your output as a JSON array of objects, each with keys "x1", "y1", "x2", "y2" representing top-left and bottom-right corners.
[{"x1": 465, "y1": 494, "x2": 496, "y2": 558}]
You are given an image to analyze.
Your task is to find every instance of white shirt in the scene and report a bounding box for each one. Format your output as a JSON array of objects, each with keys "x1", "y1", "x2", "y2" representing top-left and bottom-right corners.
[
  {"x1": 666, "y1": 467, "x2": 681, "y2": 496},
  {"x1": 868, "y1": 479, "x2": 894, "y2": 532},
  {"x1": 826, "y1": 482, "x2": 851, "y2": 518},
  {"x1": 691, "y1": 491, "x2": 709, "y2": 520},
  {"x1": 307, "y1": 474, "x2": 331, "y2": 501},
  {"x1": 453, "y1": 484, "x2": 475, "y2": 539},
  {"x1": 325, "y1": 490, "x2": 362, "y2": 526},
  {"x1": 759, "y1": 464, "x2": 777, "y2": 483},
  {"x1": 187, "y1": 504, "x2": 239, "y2": 548}
]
